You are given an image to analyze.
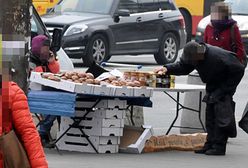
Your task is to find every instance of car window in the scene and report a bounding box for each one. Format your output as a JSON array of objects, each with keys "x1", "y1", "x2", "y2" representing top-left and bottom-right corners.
[
  {"x1": 31, "y1": 14, "x2": 46, "y2": 39},
  {"x1": 119, "y1": 0, "x2": 139, "y2": 14},
  {"x1": 158, "y1": 0, "x2": 176, "y2": 11},
  {"x1": 55, "y1": 0, "x2": 114, "y2": 14},
  {"x1": 225, "y1": 0, "x2": 248, "y2": 15},
  {"x1": 138, "y1": 0, "x2": 155, "y2": 12},
  {"x1": 31, "y1": 18, "x2": 38, "y2": 34},
  {"x1": 138, "y1": 0, "x2": 159, "y2": 13}
]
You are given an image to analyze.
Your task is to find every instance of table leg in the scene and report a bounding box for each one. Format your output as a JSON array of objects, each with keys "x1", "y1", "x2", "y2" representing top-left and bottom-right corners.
[
  {"x1": 198, "y1": 92, "x2": 206, "y2": 132},
  {"x1": 164, "y1": 91, "x2": 206, "y2": 135},
  {"x1": 166, "y1": 92, "x2": 180, "y2": 135},
  {"x1": 126, "y1": 105, "x2": 135, "y2": 126},
  {"x1": 35, "y1": 113, "x2": 42, "y2": 128}
]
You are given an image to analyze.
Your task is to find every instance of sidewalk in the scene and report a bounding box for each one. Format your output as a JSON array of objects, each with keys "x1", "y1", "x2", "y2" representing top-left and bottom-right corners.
[{"x1": 45, "y1": 128, "x2": 247, "y2": 168}]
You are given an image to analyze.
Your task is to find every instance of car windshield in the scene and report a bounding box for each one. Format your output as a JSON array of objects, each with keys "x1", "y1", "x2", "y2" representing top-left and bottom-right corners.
[
  {"x1": 225, "y1": 0, "x2": 248, "y2": 15},
  {"x1": 54, "y1": 0, "x2": 114, "y2": 14}
]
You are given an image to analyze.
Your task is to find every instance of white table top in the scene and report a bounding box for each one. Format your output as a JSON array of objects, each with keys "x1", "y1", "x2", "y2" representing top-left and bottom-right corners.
[{"x1": 153, "y1": 83, "x2": 206, "y2": 92}]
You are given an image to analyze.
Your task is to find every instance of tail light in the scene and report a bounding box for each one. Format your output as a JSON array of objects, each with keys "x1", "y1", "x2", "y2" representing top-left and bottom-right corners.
[
  {"x1": 50, "y1": 0, "x2": 54, "y2": 3},
  {"x1": 179, "y1": 16, "x2": 185, "y2": 29}
]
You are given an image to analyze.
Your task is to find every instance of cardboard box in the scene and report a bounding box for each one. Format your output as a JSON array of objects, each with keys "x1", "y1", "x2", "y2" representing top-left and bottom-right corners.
[
  {"x1": 56, "y1": 134, "x2": 119, "y2": 153},
  {"x1": 31, "y1": 71, "x2": 96, "y2": 94},
  {"x1": 113, "y1": 86, "x2": 134, "y2": 97},
  {"x1": 30, "y1": 72, "x2": 76, "y2": 92},
  {"x1": 75, "y1": 99, "x2": 127, "y2": 109},
  {"x1": 61, "y1": 116, "x2": 124, "y2": 128},
  {"x1": 93, "y1": 85, "x2": 114, "y2": 96},
  {"x1": 75, "y1": 108, "x2": 126, "y2": 119},
  {"x1": 60, "y1": 126, "x2": 124, "y2": 137},
  {"x1": 60, "y1": 118, "x2": 124, "y2": 136},
  {"x1": 119, "y1": 125, "x2": 153, "y2": 154},
  {"x1": 74, "y1": 83, "x2": 94, "y2": 94},
  {"x1": 133, "y1": 87, "x2": 153, "y2": 97},
  {"x1": 94, "y1": 109, "x2": 126, "y2": 119},
  {"x1": 30, "y1": 72, "x2": 153, "y2": 98},
  {"x1": 96, "y1": 99, "x2": 127, "y2": 109},
  {"x1": 57, "y1": 132, "x2": 121, "y2": 146}
]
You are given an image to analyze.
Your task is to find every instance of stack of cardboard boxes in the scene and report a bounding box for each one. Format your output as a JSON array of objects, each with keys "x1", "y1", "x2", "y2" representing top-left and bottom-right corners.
[{"x1": 56, "y1": 99, "x2": 127, "y2": 153}]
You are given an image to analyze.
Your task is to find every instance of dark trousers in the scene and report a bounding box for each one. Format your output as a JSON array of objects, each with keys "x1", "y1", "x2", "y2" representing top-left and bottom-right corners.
[
  {"x1": 39, "y1": 115, "x2": 58, "y2": 137},
  {"x1": 204, "y1": 103, "x2": 228, "y2": 151}
]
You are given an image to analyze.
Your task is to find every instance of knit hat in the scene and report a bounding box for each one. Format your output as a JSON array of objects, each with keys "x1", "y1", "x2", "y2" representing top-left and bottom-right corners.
[{"x1": 31, "y1": 35, "x2": 50, "y2": 56}]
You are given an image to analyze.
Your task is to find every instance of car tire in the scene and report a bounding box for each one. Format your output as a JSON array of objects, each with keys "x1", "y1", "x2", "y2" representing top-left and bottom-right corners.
[
  {"x1": 83, "y1": 34, "x2": 110, "y2": 66},
  {"x1": 154, "y1": 33, "x2": 179, "y2": 65},
  {"x1": 180, "y1": 9, "x2": 192, "y2": 42}
]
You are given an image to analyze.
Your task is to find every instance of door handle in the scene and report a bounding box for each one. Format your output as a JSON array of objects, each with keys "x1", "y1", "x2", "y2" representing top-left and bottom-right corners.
[
  {"x1": 136, "y1": 17, "x2": 142, "y2": 23},
  {"x1": 158, "y1": 13, "x2": 163, "y2": 18}
]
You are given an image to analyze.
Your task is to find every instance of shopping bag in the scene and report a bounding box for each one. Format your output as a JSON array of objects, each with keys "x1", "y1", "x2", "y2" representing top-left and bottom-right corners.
[
  {"x1": 215, "y1": 95, "x2": 237, "y2": 138},
  {"x1": 239, "y1": 102, "x2": 248, "y2": 134},
  {"x1": 0, "y1": 130, "x2": 31, "y2": 168}
]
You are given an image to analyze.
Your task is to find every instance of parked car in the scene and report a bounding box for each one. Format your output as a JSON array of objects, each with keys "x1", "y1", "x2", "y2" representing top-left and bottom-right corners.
[
  {"x1": 195, "y1": 0, "x2": 248, "y2": 53},
  {"x1": 41, "y1": 0, "x2": 186, "y2": 66}
]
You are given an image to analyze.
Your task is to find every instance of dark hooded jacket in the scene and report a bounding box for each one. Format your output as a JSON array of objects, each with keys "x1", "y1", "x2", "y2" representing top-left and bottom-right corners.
[{"x1": 165, "y1": 43, "x2": 244, "y2": 100}]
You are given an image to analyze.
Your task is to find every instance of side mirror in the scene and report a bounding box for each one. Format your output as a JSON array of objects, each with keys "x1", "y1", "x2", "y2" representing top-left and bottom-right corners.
[
  {"x1": 117, "y1": 9, "x2": 130, "y2": 17},
  {"x1": 51, "y1": 28, "x2": 62, "y2": 52},
  {"x1": 113, "y1": 9, "x2": 130, "y2": 23}
]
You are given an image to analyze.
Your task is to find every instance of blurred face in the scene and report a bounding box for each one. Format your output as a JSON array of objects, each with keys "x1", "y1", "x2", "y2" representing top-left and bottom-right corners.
[
  {"x1": 183, "y1": 44, "x2": 206, "y2": 65},
  {"x1": 211, "y1": 4, "x2": 230, "y2": 21},
  {"x1": 40, "y1": 45, "x2": 50, "y2": 62},
  {"x1": 211, "y1": 7, "x2": 224, "y2": 20}
]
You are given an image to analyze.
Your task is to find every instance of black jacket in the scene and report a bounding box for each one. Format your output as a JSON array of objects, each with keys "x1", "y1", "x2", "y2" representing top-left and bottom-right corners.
[{"x1": 165, "y1": 44, "x2": 244, "y2": 99}]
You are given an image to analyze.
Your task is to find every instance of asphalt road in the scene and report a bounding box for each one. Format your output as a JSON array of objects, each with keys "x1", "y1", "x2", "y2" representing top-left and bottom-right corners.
[{"x1": 46, "y1": 51, "x2": 248, "y2": 168}]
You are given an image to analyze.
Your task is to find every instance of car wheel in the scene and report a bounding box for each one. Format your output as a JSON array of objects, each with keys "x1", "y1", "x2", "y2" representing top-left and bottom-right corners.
[
  {"x1": 83, "y1": 34, "x2": 110, "y2": 66},
  {"x1": 154, "y1": 33, "x2": 179, "y2": 65}
]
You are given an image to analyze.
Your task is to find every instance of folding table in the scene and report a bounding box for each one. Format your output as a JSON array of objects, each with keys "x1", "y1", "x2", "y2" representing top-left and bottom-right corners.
[
  {"x1": 28, "y1": 90, "x2": 152, "y2": 153},
  {"x1": 153, "y1": 83, "x2": 206, "y2": 135}
]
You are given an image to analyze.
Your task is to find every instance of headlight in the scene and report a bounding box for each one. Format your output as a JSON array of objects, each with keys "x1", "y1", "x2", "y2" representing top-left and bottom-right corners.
[
  {"x1": 64, "y1": 25, "x2": 88, "y2": 36},
  {"x1": 196, "y1": 31, "x2": 203, "y2": 36},
  {"x1": 238, "y1": 23, "x2": 248, "y2": 31},
  {"x1": 241, "y1": 34, "x2": 248, "y2": 38}
]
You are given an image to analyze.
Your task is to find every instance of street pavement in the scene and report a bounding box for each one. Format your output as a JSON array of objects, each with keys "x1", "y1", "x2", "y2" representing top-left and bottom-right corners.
[{"x1": 45, "y1": 54, "x2": 248, "y2": 168}]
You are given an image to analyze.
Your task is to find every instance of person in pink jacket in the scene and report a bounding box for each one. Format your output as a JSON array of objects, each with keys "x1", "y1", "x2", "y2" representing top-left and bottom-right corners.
[{"x1": 29, "y1": 35, "x2": 60, "y2": 148}]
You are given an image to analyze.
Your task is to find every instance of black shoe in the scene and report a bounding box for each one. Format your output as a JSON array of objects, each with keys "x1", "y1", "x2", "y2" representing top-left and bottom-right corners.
[
  {"x1": 205, "y1": 149, "x2": 225, "y2": 156},
  {"x1": 194, "y1": 147, "x2": 209, "y2": 154},
  {"x1": 41, "y1": 139, "x2": 56, "y2": 148},
  {"x1": 194, "y1": 148, "x2": 208, "y2": 154},
  {"x1": 40, "y1": 134, "x2": 55, "y2": 148},
  {"x1": 194, "y1": 146, "x2": 211, "y2": 154}
]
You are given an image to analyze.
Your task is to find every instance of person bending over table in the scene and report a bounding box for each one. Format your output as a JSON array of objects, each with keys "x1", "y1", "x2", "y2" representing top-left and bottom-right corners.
[{"x1": 154, "y1": 41, "x2": 244, "y2": 155}]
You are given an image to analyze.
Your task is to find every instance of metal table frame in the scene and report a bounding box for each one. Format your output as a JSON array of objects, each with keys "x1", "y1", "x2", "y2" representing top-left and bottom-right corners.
[{"x1": 153, "y1": 84, "x2": 206, "y2": 135}]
